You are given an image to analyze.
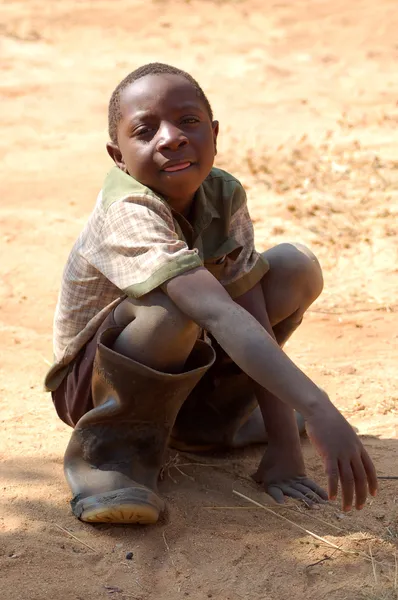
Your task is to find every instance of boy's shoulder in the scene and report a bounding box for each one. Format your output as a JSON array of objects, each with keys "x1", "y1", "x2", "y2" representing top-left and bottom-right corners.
[
  {"x1": 205, "y1": 166, "x2": 244, "y2": 190},
  {"x1": 203, "y1": 167, "x2": 246, "y2": 214},
  {"x1": 101, "y1": 167, "x2": 162, "y2": 212}
]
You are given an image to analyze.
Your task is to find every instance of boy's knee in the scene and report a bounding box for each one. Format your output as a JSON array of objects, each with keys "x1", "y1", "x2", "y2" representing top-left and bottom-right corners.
[
  {"x1": 113, "y1": 290, "x2": 200, "y2": 371},
  {"x1": 263, "y1": 242, "x2": 323, "y2": 303},
  {"x1": 115, "y1": 288, "x2": 199, "y2": 342},
  {"x1": 149, "y1": 295, "x2": 199, "y2": 340},
  {"x1": 290, "y1": 243, "x2": 323, "y2": 300}
]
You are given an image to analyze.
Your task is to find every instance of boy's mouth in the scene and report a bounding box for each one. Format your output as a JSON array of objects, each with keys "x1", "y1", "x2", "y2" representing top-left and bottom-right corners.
[{"x1": 162, "y1": 161, "x2": 193, "y2": 173}]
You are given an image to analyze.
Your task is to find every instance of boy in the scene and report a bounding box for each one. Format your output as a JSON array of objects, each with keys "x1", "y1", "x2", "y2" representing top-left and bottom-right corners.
[{"x1": 45, "y1": 63, "x2": 377, "y2": 524}]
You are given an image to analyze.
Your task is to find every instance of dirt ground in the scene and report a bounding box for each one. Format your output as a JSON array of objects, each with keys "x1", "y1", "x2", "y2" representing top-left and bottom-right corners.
[{"x1": 1, "y1": 0, "x2": 398, "y2": 598}]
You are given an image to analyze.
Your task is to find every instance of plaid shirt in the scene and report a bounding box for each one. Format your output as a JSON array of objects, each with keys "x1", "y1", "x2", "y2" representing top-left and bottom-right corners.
[{"x1": 45, "y1": 167, "x2": 269, "y2": 390}]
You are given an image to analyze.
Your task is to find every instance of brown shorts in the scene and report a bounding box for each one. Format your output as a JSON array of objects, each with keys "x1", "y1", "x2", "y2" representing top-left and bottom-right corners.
[
  {"x1": 52, "y1": 309, "x2": 253, "y2": 430},
  {"x1": 52, "y1": 310, "x2": 119, "y2": 427}
]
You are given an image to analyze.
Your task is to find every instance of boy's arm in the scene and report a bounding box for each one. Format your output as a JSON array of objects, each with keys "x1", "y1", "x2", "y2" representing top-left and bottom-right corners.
[
  {"x1": 163, "y1": 267, "x2": 378, "y2": 511},
  {"x1": 233, "y1": 280, "x2": 301, "y2": 447},
  {"x1": 234, "y1": 282, "x2": 324, "y2": 504}
]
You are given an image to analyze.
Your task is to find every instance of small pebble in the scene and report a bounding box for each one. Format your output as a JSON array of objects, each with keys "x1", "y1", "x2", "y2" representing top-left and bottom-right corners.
[{"x1": 125, "y1": 551, "x2": 134, "y2": 560}]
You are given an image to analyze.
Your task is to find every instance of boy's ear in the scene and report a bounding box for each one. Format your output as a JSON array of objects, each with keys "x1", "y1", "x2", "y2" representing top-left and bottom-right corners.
[
  {"x1": 106, "y1": 142, "x2": 126, "y2": 171},
  {"x1": 212, "y1": 120, "x2": 219, "y2": 155}
]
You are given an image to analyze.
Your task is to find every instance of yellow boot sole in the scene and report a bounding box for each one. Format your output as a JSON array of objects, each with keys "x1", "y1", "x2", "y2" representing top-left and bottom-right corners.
[{"x1": 71, "y1": 485, "x2": 164, "y2": 524}]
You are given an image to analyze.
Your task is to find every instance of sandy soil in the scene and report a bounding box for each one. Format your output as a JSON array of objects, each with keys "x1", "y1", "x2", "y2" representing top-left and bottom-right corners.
[{"x1": 1, "y1": 1, "x2": 397, "y2": 599}]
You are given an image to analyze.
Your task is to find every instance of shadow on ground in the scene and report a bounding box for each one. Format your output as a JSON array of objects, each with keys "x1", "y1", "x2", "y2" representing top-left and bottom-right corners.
[{"x1": 1, "y1": 437, "x2": 397, "y2": 600}]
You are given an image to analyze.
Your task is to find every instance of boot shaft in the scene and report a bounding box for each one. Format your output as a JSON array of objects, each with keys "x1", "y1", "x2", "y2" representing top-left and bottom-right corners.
[{"x1": 65, "y1": 328, "x2": 215, "y2": 496}]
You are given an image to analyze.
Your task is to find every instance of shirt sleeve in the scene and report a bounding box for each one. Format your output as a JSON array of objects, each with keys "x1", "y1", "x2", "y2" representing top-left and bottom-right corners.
[
  {"x1": 219, "y1": 189, "x2": 269, "y2": 298},
  {"x1": 86, "y1": 195, "x2": 203, "y2": 298}
]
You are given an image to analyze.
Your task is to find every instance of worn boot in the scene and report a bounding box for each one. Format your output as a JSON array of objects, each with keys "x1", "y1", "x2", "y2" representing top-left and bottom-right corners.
[
  {"x1": 64, "y1": 327, "x2": 215, "y2": 524},
  {"x1": 170, "y1": 341, "x2": 257, "y2": 451},
  {"x1": 170, "y1": 329, "x2": 306, "y2": 452}
]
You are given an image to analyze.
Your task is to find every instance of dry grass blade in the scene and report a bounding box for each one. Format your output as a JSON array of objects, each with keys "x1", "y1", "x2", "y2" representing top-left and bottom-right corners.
[
  {"x1": 233, "y1": 490, "x2": 386, "y2": 566},
  {"x1": 54, "y1": 524, "x2": 97, "y2": 552},
  {"x1": 203, "y1": 504, "x2": 345, "y2": 532},
  {"x1": 178, "y1": 462, "x2": 221, "y2": 467},
  {"x1": 174, "y1": 465, "x2": 195, "y2": 481},
  {"x1": 162, "y1": 530, "x2": 177, "y2": 569},
  {"x1": 162, "y1": 530, "x2": 171, "y2": 551},
  {"x1": 203, "y1": 506, "x2": 260, "y2": 510},
  {"x1": 292, "y1": 505, "x2": 346, "y2": 533},
  {"x1": 369, "y1": 544, "x2": 378, "y2": 584},
  {"x1": 306, "y1": 550, "x2": 338, "y2": 569},
  {"x1": 233, "y1": 490, "x2": 347, "y2": 552}
]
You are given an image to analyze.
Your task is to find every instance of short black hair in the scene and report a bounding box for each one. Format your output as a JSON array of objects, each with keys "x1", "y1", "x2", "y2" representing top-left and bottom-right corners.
[{"x1": 108, "y1": 62, "x2": 214, "y2": 144}]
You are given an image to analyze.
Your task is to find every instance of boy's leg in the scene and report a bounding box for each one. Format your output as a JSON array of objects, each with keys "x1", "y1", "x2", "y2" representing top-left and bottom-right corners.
[
  {"x1": 260, "y1": 242, "x2": 323, "y2": 345},
  {"x1": 170, "y1": 242, "x2": 323, "y2": 451},
  {"x1": 63, "y1": 289, "x2": 215, "y2": 524},
  {"x1": 232, "y1": 242, "x2": 323, "y2": 447},
  {"x1": 112, "y1": 289, "x2": 202, "y2": 372}
]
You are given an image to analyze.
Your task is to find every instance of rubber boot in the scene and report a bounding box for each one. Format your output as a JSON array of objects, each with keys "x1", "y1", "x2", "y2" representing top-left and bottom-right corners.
[
  {"x1": 64, "y1": 327, "x2": 215, "y2": 524},
  {"x1": 170, "y1": 321, "x2": 306, "y2": 452},
  {"x1": 170, "y1": 348, "x2": 257, "y2": 451}
]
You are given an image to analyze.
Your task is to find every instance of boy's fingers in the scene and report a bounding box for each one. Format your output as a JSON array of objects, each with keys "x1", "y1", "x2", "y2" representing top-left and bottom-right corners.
[
  {"x1": 267, "y1": 486, "x2": 286, "y2": 504},
  {"x1": 338, "y1": 459, "x2": 355, "y2": 511},
  {"x1": 361, "y1": 449, "x2": 378, "y2": 496},
  {"x1": 293, "y1": 483, "x2": 325, "y2": 504},
  {"x1": 350, "y1": 457, "x2": 368, "y2": 509},
  {"x1": 301, "y1": 478, "x2": 329, "y2": 501},
  {"x1": 325, "y1": 458, "x2": 339, "y2": 500},
  {"x1": 267, "y1": 479, "x2": 329, "y2": 507},
  {"x1": 278, "y1": 485, "x2": 316, "y2": 507}
]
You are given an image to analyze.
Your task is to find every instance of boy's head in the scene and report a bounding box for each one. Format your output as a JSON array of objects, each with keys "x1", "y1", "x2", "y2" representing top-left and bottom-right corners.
[{"x1": 106, "y1": 63, "x2": 219, "y2": 207}]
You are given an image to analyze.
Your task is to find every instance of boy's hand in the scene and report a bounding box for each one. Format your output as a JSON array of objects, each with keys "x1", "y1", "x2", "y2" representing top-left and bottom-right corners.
[
  {"x1": 253, "y1": 442, "x2": 328, "y2": 507},
  {"x1": 305, "y1": 403, "x2": 378, "y2": 511},
  {"x1": 164, "y1": 269, "x2": 378, "y2": 511}
]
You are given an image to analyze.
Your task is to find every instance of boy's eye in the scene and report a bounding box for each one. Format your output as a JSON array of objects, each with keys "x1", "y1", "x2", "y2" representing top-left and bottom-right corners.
[
  {"x1": 181, "y1": 117, "x2": 200, "y2": 124},
  {"x1": 134, "y1": 126, "x2": 153, "y2": 136},
  {"x1": 131, "y1": 123, "x2": 158, "y2": 138}
]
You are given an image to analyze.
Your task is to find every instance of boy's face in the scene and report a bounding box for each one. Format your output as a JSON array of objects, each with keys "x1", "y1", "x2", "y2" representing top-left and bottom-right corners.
[{"x1": 107, "y1": 74, "x2": 219, "y2": 208}]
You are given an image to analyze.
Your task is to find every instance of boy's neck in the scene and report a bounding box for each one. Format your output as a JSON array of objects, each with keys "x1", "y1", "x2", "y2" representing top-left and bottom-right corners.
[
  {"x1": 166, "y1": 193, "x2": 196, "y2": 218},
  {"x1": 120, "y1": 168, "x2": 199, "y2": 220}
]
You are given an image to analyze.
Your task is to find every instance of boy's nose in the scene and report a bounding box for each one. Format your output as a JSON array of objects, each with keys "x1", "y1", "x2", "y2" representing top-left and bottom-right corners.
[{"x1": 156, "y1": 123, "x2": 189, "y2": 152}]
